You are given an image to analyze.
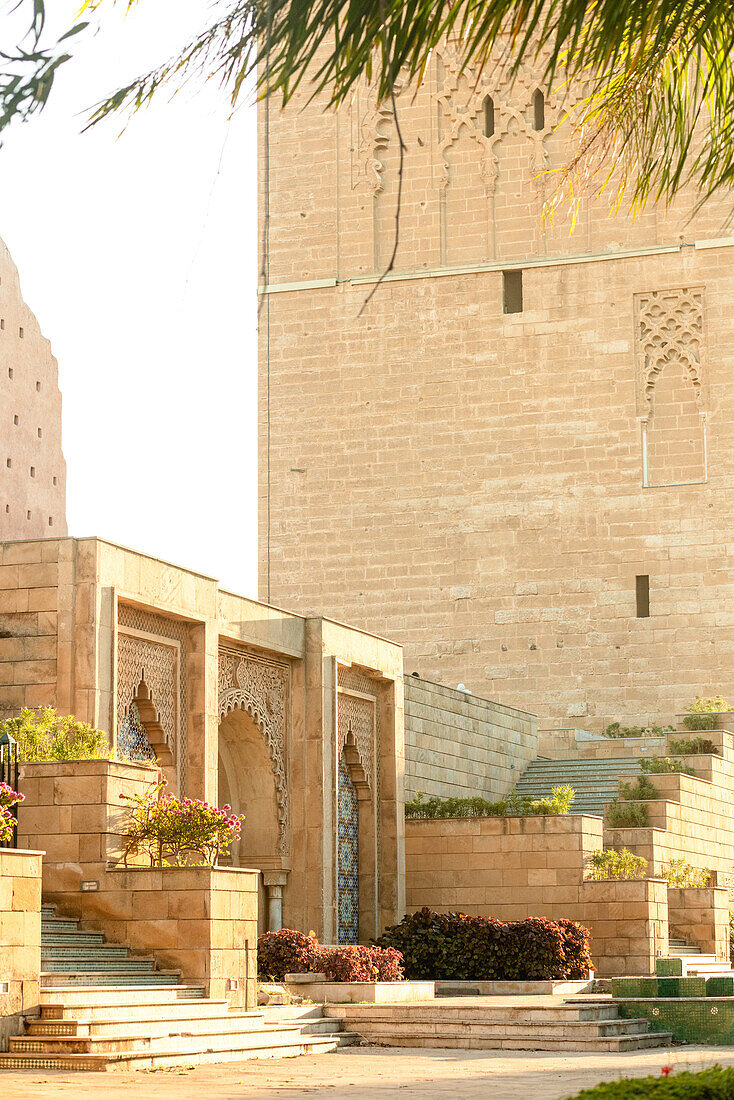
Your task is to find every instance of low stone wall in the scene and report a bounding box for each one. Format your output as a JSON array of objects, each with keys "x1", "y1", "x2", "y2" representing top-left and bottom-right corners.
[
  {"x1": 404, "y1": 676, "x2": 538, "y2": 801},
  {"x1": 405, "y1": 814, "x2": 602, "y2": 917},
  {"x1": 579, "y1": 879, "x2": 668, "y2": 978},
  {"x1": 49, "y1": 866, "x2": 259, "y2": 1009},
  {"x1": 668, "y1": 886, "x2": 730, "y2": 960},
  {"x1": 0, "y1": 848, "x2": 42, "y2": 1051},
  {"x1": 16, "y1": 758, "x2": 159, "y2": 894}
]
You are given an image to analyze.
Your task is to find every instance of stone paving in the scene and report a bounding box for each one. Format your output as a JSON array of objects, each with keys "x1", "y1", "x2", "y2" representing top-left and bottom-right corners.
[{"x1": 4, "y1": 1044, "x2": 734, "y2": 1099}]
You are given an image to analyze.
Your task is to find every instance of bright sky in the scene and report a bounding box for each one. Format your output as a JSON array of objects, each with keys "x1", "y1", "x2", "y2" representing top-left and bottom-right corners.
[{"x1": 0, "y1": 1, "x2": 259, "y2": 596}]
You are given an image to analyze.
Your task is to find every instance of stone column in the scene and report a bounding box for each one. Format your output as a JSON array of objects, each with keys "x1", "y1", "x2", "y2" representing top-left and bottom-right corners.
[{"x1": 262, "y1": 870, "x2": 289, "y2": 931}]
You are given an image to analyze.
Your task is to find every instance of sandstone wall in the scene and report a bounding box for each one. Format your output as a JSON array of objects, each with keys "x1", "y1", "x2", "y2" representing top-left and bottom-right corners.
[
  {"x1": 0, "y1": 848, "x2": 42, "y2": 1050},
  {"x1": 258, "y1": 47, "x2": 734, "y2": 732},
  {"x1": 0, "y1": 238, "x2": 66, "y2": 541},
  {"x1": 404, "y1": 676, "x2": 537, "y2": 800}
]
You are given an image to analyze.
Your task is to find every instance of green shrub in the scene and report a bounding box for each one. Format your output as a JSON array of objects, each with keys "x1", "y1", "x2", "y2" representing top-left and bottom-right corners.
[
  {"x1": 619, "y1": 774, "x2": 659, "y2": 801},
  {"x1": 374, "y1": 907, "x2": 591, "y2": 981},
  {"x1": 568, "y1": 1066, "x2": 734, "y2": 1098},
  {"x1": 606, "y1": 800, "x2": 650, "y2": 827},
  {"x1": 669, "y1": 736, "x2": 719, "y2": 756},
  {"x1": 660, "y1": 858, "x2": 711, "y2": 888},
  {"x1": 405, "y1": 785, "x2": 574, "y2": 820},
  {"x1": 603, "y1": 722, "x2": 674, "y2": 739},
  {"x1": 640, "y1": 756, "x2": 695, "y2": 776},
  {"x1": 585, "y1": 848, "x2": 648, "y2": 881},
  {"x1": 683, "y1": 695, "x2": 734, "y2": 731},
  {"x1": 0, "y1": 707, "x2": 111, "y2": 761}
]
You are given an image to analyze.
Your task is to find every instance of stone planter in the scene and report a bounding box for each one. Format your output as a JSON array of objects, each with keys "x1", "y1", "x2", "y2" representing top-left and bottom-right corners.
[
  {"x1": 668, "y1": 885, "x2": 730, "y2": 960},
  {"x1": 580, "y1": 878, "x2": 668, "y2": 977},
  {"x1": 61, "y1": 865, "x2": 259, "y2": 1009},
  {"x1": 0, "y1": 848, "x2": 42, "y2": 1051},
  {"x1": 284, "y1": 975, "x2": 435, "y2": 1003},
  {"x1": 675, "y1": 712, "x2": 734, "y2": 732}
]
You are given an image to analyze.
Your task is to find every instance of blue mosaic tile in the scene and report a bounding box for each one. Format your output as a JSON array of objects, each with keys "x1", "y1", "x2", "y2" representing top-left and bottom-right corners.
[
  {"x1": 337, "y1": 756, "x2": 359, "y2": 945},
  {"x1": 118, "y1": 701, "x2": 158, "y2": 764}
]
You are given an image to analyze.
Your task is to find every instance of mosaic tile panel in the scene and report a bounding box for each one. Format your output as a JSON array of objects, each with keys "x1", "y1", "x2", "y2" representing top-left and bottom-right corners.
[
  {"x1": 117, "y1": 701, "x2": 158, "y2": 765},
  {"x1": 706, "y1": 977, "x2": 734, "y2": 997},
  {"x1": 337, "y1": 756, "x2": 359, "y2": 945},
  {"x1": 656, "y1": 957, "x2": 683, "y2": 977},
  {"x1": 617, "y1": 999, "x2": 734, "y2": 1044}
]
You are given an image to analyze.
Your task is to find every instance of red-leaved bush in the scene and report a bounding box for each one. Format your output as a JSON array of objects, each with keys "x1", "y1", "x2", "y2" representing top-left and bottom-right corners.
[
  {"x1": 315, "y1": 945, "x2": 404, "y2": 983},
  {"x1": 257, "y1": 929, "x2": 405, "y2": 982},
  {"x1": 257, "y1": 929, "x2": 318, "y2": 980}
]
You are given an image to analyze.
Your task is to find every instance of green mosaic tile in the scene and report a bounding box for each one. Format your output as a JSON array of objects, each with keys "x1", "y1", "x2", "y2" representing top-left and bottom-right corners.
[
  {"x1": 656, "y1": 977, "x2": 706, "y2": 998},
  {"x1": 706, "y1": 977, "x2": 734, "y2": 997},
  {"x1": 612, "y1": 978, "x2": 657, "y2": 998},
  {"x1": 656, "y1": 957, "x2": 683, "y2": 977},
  {"x1": 616, "y1": 998, "x2": 734, "y2": 1044}
]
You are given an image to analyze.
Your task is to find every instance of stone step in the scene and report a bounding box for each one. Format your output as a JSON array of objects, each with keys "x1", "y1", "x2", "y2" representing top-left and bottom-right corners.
[
  {"x1": 326, "y1": 1018, "x2": 654, "y2": 1041},
  {"x1": 42, "y1": 934, "x2": 106, "y2": 946},
  {"x1": 39, "y1": 986, "x2": 206, "y2": 1010},
  {"x1": 42, "y1": 946, "x2": 133, "y2": 961},
  {"x1": 41, "y1": 971, "x2": 181, "y2": 988},
  {"x1": 325, "y1": 1005, "x2": 622, "y2": 1023},
  {"x1": 29, "y1": 1009, "x2": 266, "y2": 1038},
  {"x1": 0, "y1": 1032, "x2": 349, "y2": 1071},
  {"x1": 41, "y1": 920, "x2": 83, "y2": 934},
  {"x1": 344, "y1": 1029, "x2": 670, "y2": 1052},
  {"x1": 42, "y1": 957, "x2": 157, "y2": 972}
]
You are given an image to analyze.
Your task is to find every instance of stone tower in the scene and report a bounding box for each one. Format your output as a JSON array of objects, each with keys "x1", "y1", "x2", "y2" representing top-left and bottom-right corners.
[
  {"x1": 0, "y1": 238, "x2": 67, "y2": 540},
  {"x1": 258, "y1": 48, "x2": 734, "y2": 731}
]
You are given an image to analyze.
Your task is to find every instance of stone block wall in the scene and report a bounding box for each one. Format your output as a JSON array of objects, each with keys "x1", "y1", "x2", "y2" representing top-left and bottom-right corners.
[
  {"x1": 579, "y1": 879, "x2": 668, "y2": 978},
  {"x1": 16, "y1": 759, "x2": 158, "y2": 896},
  {"x1": 404, "y1": 676, "x2": 538, "y2": 800},
  {"x1": 405, "y1": 814, "x2": 602, "y2": 917},
  {"x1": 0, "y1": 848, "x2": 42, "y2": 1050},
  {"x1": 668, "y1": 886, "x2": 730, "y2": 961},
  {"x1": 54, "y1": 867, "x2": 259, "y2": 1009}
]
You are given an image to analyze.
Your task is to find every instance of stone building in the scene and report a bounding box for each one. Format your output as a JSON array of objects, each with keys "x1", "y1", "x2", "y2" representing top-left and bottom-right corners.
[
  {"x1": 0, "y1": 536, "x2": 404, "y2": 942},
  {"x1": 257, "y1": 45, "x2": 734, "y2": 732},
  {"x1": 0, "y1": 238, "x2": 66, "y2": 541}
]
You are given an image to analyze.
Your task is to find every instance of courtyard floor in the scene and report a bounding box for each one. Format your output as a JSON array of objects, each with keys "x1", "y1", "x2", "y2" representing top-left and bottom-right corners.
[{"x1": 4, "y1": 1045, "x2": 734, "y2": 1099}]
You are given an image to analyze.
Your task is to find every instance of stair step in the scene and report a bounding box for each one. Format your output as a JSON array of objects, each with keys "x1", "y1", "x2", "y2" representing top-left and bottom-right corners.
[
  {"x1": 41, "y1": 972, "x2": 181, "y2": 988},
  {"x1": 40, "y1": 987, "x2": 206, "y2": 1011}
]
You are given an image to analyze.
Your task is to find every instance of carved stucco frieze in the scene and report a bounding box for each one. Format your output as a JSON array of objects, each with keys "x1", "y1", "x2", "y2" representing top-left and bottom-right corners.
[
  {"x1": 634, "y1": 287, "x2": 705, "y2": 417},
  {"x1": 218, "y1": 646, "x2": 290, "y2": 857}
]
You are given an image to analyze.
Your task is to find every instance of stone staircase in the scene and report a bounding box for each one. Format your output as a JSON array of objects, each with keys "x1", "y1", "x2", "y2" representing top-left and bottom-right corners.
[
  {"x1": 0, "y1": 905, "x2": 354, "y2": 1070},
  {"x1": 323, "y1": 999, "x2": 673, "y2": 1052},
  {"x1": 667, "y1": 938, "x2": 734, "y2": 978},
  {"x1": 514, "y1": 758, "x2": 642, "y2": 815}
]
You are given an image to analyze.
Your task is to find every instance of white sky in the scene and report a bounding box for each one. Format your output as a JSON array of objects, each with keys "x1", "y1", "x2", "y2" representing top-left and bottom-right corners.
[{"x1": 0, "y1": 1, "x2": 259, "y2": 596}]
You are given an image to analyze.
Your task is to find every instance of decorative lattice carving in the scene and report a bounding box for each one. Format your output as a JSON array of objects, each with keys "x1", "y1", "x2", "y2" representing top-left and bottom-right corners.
[
  {"x1": 218, "y1": 646, "x2": 290, "y2": 857},
  {"x1": 337, "y1": 666, "x2": 382, "y2": 794},
  {"x1": 350, "y1": 83, "x2": 396, "y2": 196},
  {"x1": 635, "y1": 287, "x2": 706, "y2": 417},
  {"x1": 117, "y1": 603, "x2": 189, "y2": 790}
]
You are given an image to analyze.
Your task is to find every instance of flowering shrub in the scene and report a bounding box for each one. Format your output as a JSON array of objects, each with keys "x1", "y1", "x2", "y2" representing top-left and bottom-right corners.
[
  {"x1": 315, "y1": 945, "x2": 404, "y2": 983},
  {"x1": 0, "y1": 781, "x2": 24, "y2": 845},
  {"x1": 661, "y1": 859, "x2": 712, "y2": 888},
  {"x1": 120, "y1": 781, "x2": 244, "y2": 866},
  {"x1": 257, "y1": 929, "x2": 319, "y2": 980},
  {"x1": 375, "y1": 908, "x2": 591, "y2": 981},
  {"x1": 683, "y1": 695, "x2": 734, "y2": 732},
  {"x1": 0, "y1": 708, "x2": 111, "y2": 761}
]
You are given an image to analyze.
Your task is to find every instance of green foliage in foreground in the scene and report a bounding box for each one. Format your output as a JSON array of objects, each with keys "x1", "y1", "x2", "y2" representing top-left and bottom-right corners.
[
  {"x1": 0, "y1": 707, "x2": 111, "y2": 761},
  {"x1": 568, "y1": 1065, "x2": 734, "y2": 1098},
  {"x1": 618, "y1": 774, "x2": 659, "y2": 801},
  {"x1": 640, "y1": 756, "x2": 695, "y2": 775},
  {"x1": 606, "y1": 800, "x2": 650, "y2": 828},
  {"x1": 660, "y1": 858, "x2": 711, "y2": 888},
  {"x1": 585, "y1": 848, "x2": 648, "y2": 881},
  {"x1": 405, "y1": 785, "x2": 574, "y2": 819},
  {"x1": 669, "y1": 737, "x2": 719, "y2": 756}
]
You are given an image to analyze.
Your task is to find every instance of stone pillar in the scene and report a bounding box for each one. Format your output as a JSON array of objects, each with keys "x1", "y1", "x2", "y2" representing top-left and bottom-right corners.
[{"x1": 262, "y1": 871, "x2": 289, "y2": 931}]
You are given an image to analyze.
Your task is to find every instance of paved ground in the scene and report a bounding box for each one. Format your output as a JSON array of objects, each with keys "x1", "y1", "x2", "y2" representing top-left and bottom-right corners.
[{"x1": 4, "y1": 1045, "x2": 734, "y2": 1099}]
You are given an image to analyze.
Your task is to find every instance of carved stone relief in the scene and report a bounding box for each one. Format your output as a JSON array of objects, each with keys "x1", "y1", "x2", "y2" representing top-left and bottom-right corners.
[
  {"x1": 117, "y1": 603, "x2": 189, "y2": 791},
  {"x1": 218, "y1": 645, "x2": 290, "y2": 858},
  {"x1": 634, "y1": 287, "x2": 706, "y2": 417}
]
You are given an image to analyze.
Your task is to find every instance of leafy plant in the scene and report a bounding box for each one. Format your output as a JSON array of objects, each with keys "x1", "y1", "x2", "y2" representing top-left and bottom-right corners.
[
  {"x1": 619, "y1": 775, "x2": 659, "y2": 801},
  {"x1": 257, "y1": 929, "x2": 319, "y2": 980},
  {"x1": 669, "y1": 737, "x2": 719, "y2": 756},
  {"x1": 660, "y1": 859, "x2": 711, "y2": 888},
  {"x1": 568, "y1": 1065, "x2": 734, "y2": 1097},
  {"x1": 640, "y1": 756, "x2": 695, "y2": 776},
  {"x1": 315, "y1": 945, "x2": 404, "y2": 983},
  {"x1": 374, "y1": 908, "x2": 592, "y2": 981},
  {"x1": 585, "y1": 848, "x2": 648, "y2": 881},
  {"x1": 603, "y1": 723, "x2": 674, "y2": 739},
  {"x1": 606, "y1": 800, "x2": 650, "y2": 828},
  {"x1": 683, "y1": 696, "x2": 734, "y2": 731},
  {"x1": 120, "y1": 781, "x2": 245, "y2": 867},
  {"x1": 0, "y1": 707, "x2": 111, "y2": 762},
  {"x1": 0, "y1": 781, "x2": 24, "y2": 846},
  {"x1": 405, "y1": 785, "x2": 574, "y2": 820}
]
